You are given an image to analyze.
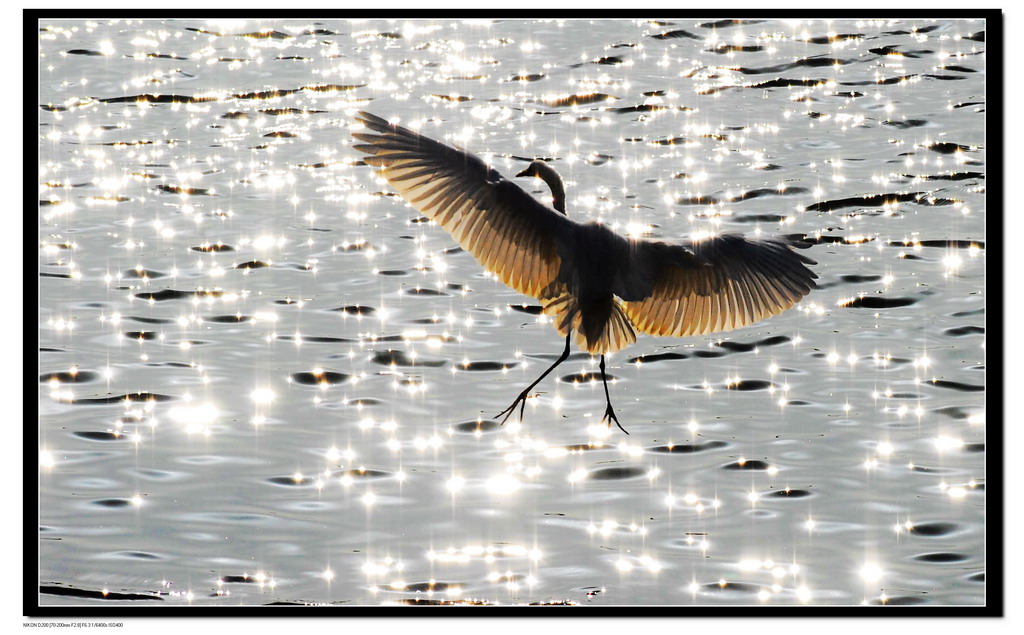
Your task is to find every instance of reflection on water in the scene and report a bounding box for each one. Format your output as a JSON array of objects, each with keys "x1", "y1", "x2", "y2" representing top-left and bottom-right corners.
[{"x1": 37, "y1": 17, "x2": 986, "y2": 607}]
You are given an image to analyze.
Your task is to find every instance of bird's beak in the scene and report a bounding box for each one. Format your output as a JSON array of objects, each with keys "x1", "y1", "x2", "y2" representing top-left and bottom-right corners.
[{"x1": 515, "y1": 167, "x2": 530, "y2": 178}]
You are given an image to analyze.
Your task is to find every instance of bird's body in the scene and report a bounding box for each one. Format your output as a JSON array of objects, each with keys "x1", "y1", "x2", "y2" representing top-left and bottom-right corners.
[{"x1": 352, "y1": 111, "x2": 817, "y2": 431}]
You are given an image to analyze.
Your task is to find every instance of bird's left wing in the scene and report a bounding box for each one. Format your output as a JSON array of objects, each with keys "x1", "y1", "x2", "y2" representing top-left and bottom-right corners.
[
  {"x1": 352, "y1": 111, "x2": 572, "y2": 302},
  {"x1": 620, "y1": 234, "x2": 817, "y2": 337}
]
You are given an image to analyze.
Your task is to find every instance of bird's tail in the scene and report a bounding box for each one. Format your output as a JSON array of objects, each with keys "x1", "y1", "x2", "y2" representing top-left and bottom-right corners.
[{"x1": 543, "y1": 294, "x2": 637, "y2": 355}]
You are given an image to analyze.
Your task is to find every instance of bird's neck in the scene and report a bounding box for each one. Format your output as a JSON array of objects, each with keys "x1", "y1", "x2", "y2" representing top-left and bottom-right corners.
[{"x1": 535, "y1": 164, "x2": 566, "y2": 214}]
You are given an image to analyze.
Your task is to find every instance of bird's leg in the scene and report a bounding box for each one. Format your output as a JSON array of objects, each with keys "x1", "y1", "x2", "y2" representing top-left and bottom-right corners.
[
  {"x1": 495, "y1": 334, "x2": 572, "y2": 425},
  {"x1": 599, "y1": 355, "x2": 628, "y2": 435}
]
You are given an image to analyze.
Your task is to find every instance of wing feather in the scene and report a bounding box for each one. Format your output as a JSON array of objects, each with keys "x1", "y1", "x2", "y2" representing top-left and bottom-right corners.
[
  {"x1": 352, "y1": 111, "x2": 572, "y2": 302},
  {"x1": 623, "y1": 235, "x2": 817, "y2": 337}
]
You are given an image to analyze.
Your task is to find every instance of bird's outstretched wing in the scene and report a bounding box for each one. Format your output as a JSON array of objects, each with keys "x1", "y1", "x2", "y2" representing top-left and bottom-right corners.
[
  {"x1": 621, "y1": 235, "x2": 817, "y2": 337},
  {"x1": 352, "y1": 111, "x2": 572, "y2": 302}
]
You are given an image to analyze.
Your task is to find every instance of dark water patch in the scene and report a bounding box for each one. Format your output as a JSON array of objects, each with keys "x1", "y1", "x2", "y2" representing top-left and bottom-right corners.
[
  {"x1": 592, "y1": 56, "x2": 625, "y2": 65},
  {"x1": 100, "y1": 92, "x2": 219, "y2": 104},
  {"x1": 367, "y1": 334, "x2": 456, "y2": 344},
  {"x1": 945, "y1": 325, "x2": 984, "y2": 337},
  {"x1": 928, "y1": 379, "x2": 984, "y2": 392},
  {"x1": 628, "y1": 352, "x2": 688, "y2": 363},
  {"x1": 121, "y1": 268, "x2": 166, "y2": 279},
  {"x1": 40, "y1": 585, "x2": 162, "y2": 601},
  {"x1": 40, "y1": 347, "x2": 67, "y2": 353},
  {"x1": 612, "y1": 104, "x2": 679, "y2": 115},
  {"x1": 584, "y1": 153, "x2": 614, "y2": 166},
  {"x1": 75, "y1": 392, "x2": 175, "y2": 405},
  {"x1": 922, "y1": 73, "x2": 966, "y2": 81},
  {"x1": 205, "y1": 315, "x2": 253, "y2": 324},
  {"x1": 910, "y1": 465, "x2": 951, "y2": 474},
  {"x1": 725, "y1": 379, "x2": 773, "y2": 391},
  {"x1": 504, "y1": 72, "x2": 545, "y2": 82},
  {"x1": 942, "y1": 65, "x2": 977, "y2": 73},
  {"x1": 928, "y1": 142, "x2": 975, "y2": 154},
  {"x1": 701, "y1": 581, "x2": 761, "y2": 594},
  {"x1": 40, "y1": 370, "x2": 100, "y2": 383},
  {"x1": 73, "y1": 431, "x2": 128, "y2": 442},
  {"x1": 560, "y1": 372, "x2": 616, "y2": 384},
  {"x1": 909, "y1": 522, "x2": 959, "y2": 537},
  {"x1": 964, "y1": 31, "x2": 985, "y2": 41},
  {"x1": 914, "y1": 239, "x2": 984, "y2": 249},
  {"x1": 67, "y1": 48, "x2": 105, "y2": 56},
  {"x1": 805, "y1": 191, "x2": 924, "y2": 212},
  {"x1": 715, "y1": 335, "x2": 790, "y2": 353},
  {"x1": 135, "y1": 289, "x2": 225, "y2": 302},
  {"x1": 452, "y1": 419, "x2": 502, "y2": 434},
  {"x1": 331, "y1": 305, "x2": 376, "y2": 316},
  {"x1": 260, "y1": 107, "x2": 327, "y2": 116},
  {"x1": 840, "y1": 296, "x2": 917, "y2": 309},
  {"x1": 785, "y1": 400, "x2": 811, "y2": 406},
  {"x1": 884, "y1": 119, "x2": 929, "y2": 129},
  {"x1": 92, "y1": 498, "x2": 133, "y2": 508},
  {"x1": 789, "y1": 233, "x2": 875, "y2": 246},
  {"x1": 508, "y1": 304, "x2": 543, "y2": 315},
  {"x1": 803, "y1": 33, "x2": 864, "y2": 44},
  {"x1": 749, "y1": 78, "x2": 830, "y2": 89},
  {"x1": 333, "y1": 240, "x2": 374, "y2": 252},
  {"x1": 233, "y1": 260, "x2": 269, "y2": 270},
  {"x1": 734, "y1": 213, "x2": 787, "y2": 223},
  {"x1": 345, "y1": 398, "x2": 381, "y2": 407},
  {"x1": 954, "y1": 101, "x2": 984, "y2": 109},
  {"x1": 402, "y1": 581, "x2": 463, "y2": 593},
  {"x1": 765, "y1": 488, "x2": 812, "y2": 498},
  {"x1": 692, "y1": 350, "x2": 725, "y2": 358},
  {"x1": 738, "y1": 57, "x2": 851, "y2": 75},
  {"x1": 722, "y1": 459, "x2": 770, "y2": 471},
  {"x1": 650, "y1": 29, "x2": 700, "y2": 40},
  {"x1": 708, "y1": 44, "x2": 764, "y2": 54},
  {"x1": 652, "y1": 136, "x2": 689, "y2": 146},
  {"x1": 650, "y1": 440, "x2": 728, "y2": 454},
  {"x1": 371, "y1": 350, "x2": 446, "y2": 367},
  {"x1": 967, "y1": 572, "x2": 985, "y2": 583},
  {"x1": 869, "y1": 45, "x2": 931, "y2": 58},
  {"x1": 841, "y1": 274, "x2": 882, "y2": 283},
  {"x1": 430, "y1": 94, "x2": 472, "y2": 102},
  {"x1": 189, "y1": 242, "x2": 234, "y2": 252},
  {"x1": 699, "y1": 18, "x2": 765, "y2": 28},
  {"x1": 841, "y1": 74, "x2": 917, "y2": 86},
  {"x1": 290, "y1": 370, "x2": 349, "y2": 385},
  {"x1": 405, "y1": 286, "x2": 447, "y2": 296},
  {"x1": 910, "y1": 171, "x2": 985, "y2": 181},
  {"x1": 109, "y1": 550, "x2": 163, "y2": 561},
  {"x1": 40, "y1": 272, "x2": 72, "y2": 279},
  {"x1": 915, "y1": 552, "x2": 969, "y2": 563},
  {"x1": 155, "y1": 184, "x2": 214, "y2": 197},
  {"x1": 122, "y1": 331, "x2": 159, "y2": 340},
  {"x1": 964, "y1": 443, "x2": 985, "y2": 453},
  {"x1": 263, "y1": 131, "x2": 297, "y2": 138},
  {"x1": 540, "y1": 93, "x2": 618, "y2": 107},
  {"x1": 877, "y1": 596, "x2": 928, "y2": 605},
  {"x1": 588, "y1": 466, "x2": 647, "y2": 481},
  {"x1": 238, "y1": 29, "x2": 292, "y2": 39},
  {"x1": 458, "y1": 361, "x2": 516, "y2": 371}
]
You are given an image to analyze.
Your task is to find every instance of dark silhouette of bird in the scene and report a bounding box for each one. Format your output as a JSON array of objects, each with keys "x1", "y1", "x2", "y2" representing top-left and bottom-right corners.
[{"x1": 352, "y1": 111, "x2": 817, "y2": 433}]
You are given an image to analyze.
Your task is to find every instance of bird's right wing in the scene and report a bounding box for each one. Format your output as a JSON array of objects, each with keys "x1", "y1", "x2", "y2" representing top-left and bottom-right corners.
[
  {"x1": 621, "y1": 234, "x2": 817, "y2": 337},
  {"x1": 352, "y1": 111, "x2": 572, "y2": 302}
]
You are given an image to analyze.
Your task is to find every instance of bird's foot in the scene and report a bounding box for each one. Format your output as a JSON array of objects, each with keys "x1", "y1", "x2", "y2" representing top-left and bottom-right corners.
[
  {"x1": 601, "y1": 404, "x2": 629, "y2": 435},
  {"x1": 495, "y1": 391, "x2": 530, "y2": 425}
]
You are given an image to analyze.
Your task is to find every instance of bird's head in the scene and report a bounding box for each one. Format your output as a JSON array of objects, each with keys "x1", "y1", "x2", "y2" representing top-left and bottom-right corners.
[{"x1": 515, "y1": 160, "x2": 549, "y2": 179}]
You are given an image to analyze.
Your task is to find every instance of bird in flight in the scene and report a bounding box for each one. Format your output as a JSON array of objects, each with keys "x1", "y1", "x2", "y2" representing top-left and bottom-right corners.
[{"x1": 352, "y1": 111, "x2": 817, "y2": 433}]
